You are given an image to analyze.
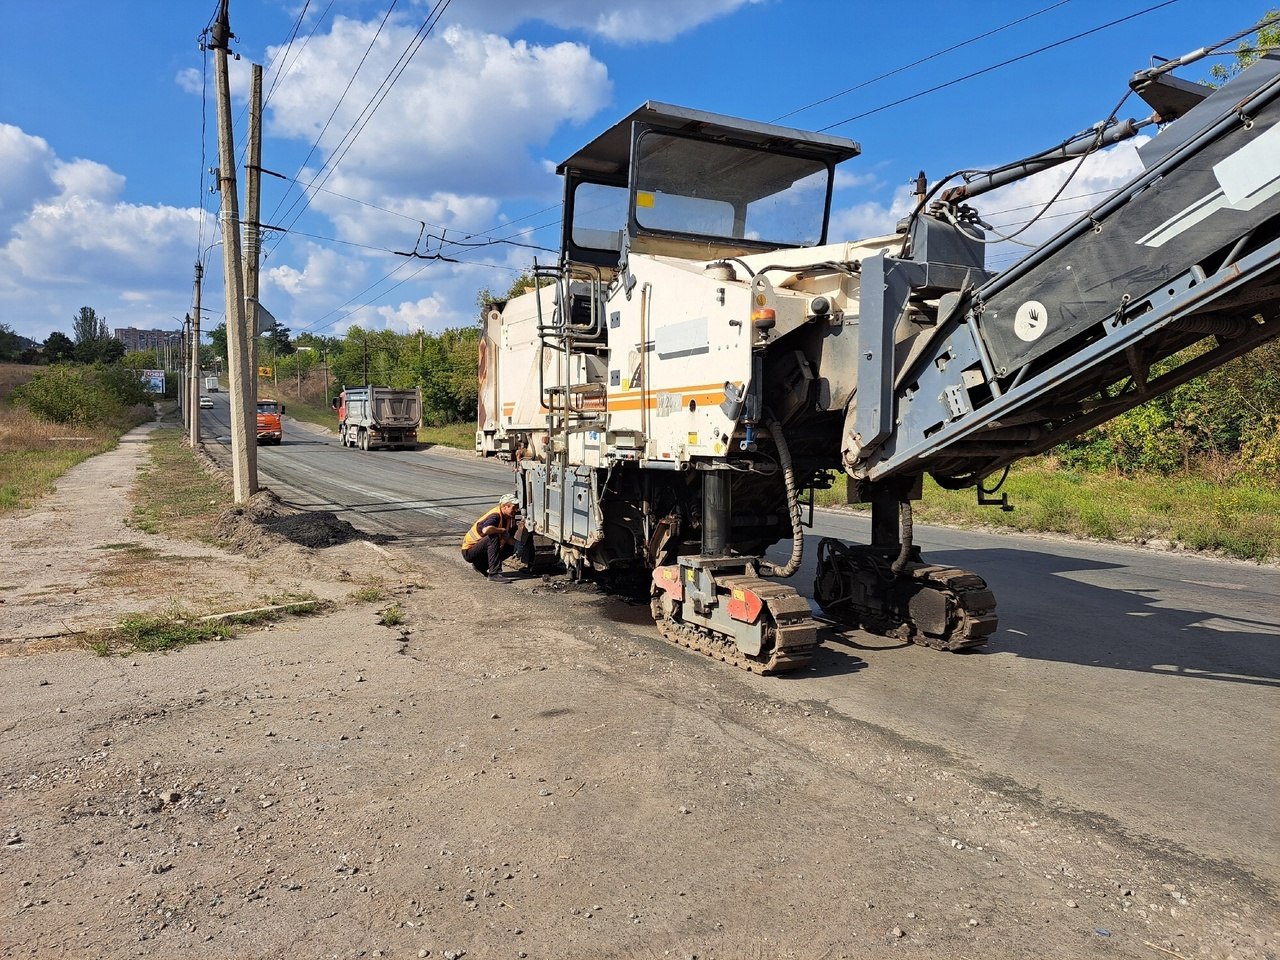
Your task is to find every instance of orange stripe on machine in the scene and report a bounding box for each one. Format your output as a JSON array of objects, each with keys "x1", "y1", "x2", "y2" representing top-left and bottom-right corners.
[{"x1": 608, "y1": 385, "x2": 727, "y2": 411}]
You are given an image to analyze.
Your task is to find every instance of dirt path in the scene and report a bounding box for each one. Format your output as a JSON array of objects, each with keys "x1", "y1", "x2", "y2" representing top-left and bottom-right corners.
[{"x1": 0, "y1": 428, "x2": 1274, "y2": 959}]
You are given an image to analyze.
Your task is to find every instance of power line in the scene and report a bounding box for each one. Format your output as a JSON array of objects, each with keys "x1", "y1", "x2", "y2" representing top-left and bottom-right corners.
[
  {"x1": 264, "y1": 0, "x2": 453, "y2": 262},
  {"x1": 263, "y1": 0, "x2": 400, "y2": 231},
  {"x1": 818, "y1": 0, "x2": 1180, "y2": 131},
  {"x1": 773, "y1": 0, "x2": 1072, "y2": 123},
  {"x1": 255, "y1": 167, "x2": 562, "y2": 258},
  {"x1": 262, "y1": 0, "x2": 321, "y2": 109}
]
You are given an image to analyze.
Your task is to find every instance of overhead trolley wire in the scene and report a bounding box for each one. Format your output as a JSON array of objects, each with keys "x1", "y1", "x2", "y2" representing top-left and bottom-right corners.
[
  {"x1": 817, "y1": 0, "x2": 1180, "y2": 131},
  {"x1": 262, "y1": 0, "x2": 324, "y2": 109},
  {"x1": 772, "y1": 0, "x2": 1073, "y2": 123},
  {"x1": 262, "y1": 0, "x2": 453, "y2": 263},
  {"x1": 262, "y1": 0, "x2": 400, "y2": 233}
]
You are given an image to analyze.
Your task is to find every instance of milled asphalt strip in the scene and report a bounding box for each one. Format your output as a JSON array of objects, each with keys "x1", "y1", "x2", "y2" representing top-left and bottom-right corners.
[{"x1": 259, "y1": 455, "x2": 470, "y2": 534}]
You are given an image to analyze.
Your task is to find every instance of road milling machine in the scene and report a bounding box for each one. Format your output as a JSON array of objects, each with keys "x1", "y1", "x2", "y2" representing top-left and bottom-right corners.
[{"x1": 477, "y1": 28, "x2": 1280, "y2": 673}]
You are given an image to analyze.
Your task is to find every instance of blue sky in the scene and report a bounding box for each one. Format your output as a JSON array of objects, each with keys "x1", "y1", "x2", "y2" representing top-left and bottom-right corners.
[{"x1": 0, "y1": 0, "x2": 1269, "y2": 346}]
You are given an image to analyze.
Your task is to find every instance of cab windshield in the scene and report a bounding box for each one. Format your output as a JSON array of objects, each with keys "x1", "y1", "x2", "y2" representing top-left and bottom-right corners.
[
  {"x1": 632, "y1": 132, "x2": 829, "y2": 247},
  {"x1": 257, "y1": 402, "x2": 280, "y2": 415}
]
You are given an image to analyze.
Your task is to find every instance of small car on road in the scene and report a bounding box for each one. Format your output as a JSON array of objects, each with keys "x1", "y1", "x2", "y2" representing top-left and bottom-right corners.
[{"x1": 199, "y1": 396, "x2": 214, "y2": 409}]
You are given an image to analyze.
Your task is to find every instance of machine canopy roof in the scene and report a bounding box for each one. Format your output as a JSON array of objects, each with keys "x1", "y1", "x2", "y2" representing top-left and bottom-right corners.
[{"x1": 556, "y1": 101, "x2": 861, "y2": 185}]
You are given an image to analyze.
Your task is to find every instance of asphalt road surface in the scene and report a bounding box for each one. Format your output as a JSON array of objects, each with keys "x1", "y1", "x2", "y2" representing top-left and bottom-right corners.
[{"x1": 197, "y1": 399, "x2": 1280, "y2": 890}]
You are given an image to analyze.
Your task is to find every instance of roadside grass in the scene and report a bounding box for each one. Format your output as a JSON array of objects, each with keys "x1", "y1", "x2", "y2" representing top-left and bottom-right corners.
[
  {"x1": 0, "y1": 408, "x2": 122, "y2": 511},
  {"x1": 377, "y1": 603, "x2": 404, "y2": 627},
  {"x1": 349, "y1": 583, "x2": 388, "y2": 603},
  {"x1": 418, "y1": 421, "x2": 475, "y2": 450},
  {"x1": 87, "y1": 593, "x2": 327, "y2": 656},
  {"x1": 815, "y1": 458, "x2": 1280, "y2": 562},
  {"x1": 0, "y1": 363, "x2": 156, "y2": 513},
  {"x1": 273, "y1": 395, "x2": 333, "y2": 433},
  {"x1": 0, "y1": 362, "x2": 38, "y2": 402},
  {"x1": 129, "y1": 427, "x2": 234, "y2": 540}
]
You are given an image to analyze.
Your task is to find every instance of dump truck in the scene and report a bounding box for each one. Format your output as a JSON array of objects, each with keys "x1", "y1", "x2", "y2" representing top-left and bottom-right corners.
[
  {"x1": 256, "y1": 399, "x2": 284, "y2": 445},
  {"x1": 478, "y1": 22, "x2": 1280, "y2": 673},
  {"x1": 335, "y1": 385, "x2": 422, "y2": 451}
]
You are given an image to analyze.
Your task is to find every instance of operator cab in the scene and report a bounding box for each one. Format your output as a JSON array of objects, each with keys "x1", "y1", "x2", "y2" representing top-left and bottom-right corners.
[{"x1": 557, "y1": 101, "x2": 861, "y2": 269}]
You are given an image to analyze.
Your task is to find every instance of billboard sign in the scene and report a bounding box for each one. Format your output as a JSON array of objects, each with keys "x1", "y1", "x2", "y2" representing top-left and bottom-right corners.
[{"x1": 139, "y1": 369, "x2": 166, "y2": 393}]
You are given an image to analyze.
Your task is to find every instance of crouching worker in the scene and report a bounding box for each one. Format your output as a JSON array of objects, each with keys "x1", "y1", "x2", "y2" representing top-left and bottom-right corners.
[{"x1": 461, "y1": 493, "x2": 526, "y2": 583}]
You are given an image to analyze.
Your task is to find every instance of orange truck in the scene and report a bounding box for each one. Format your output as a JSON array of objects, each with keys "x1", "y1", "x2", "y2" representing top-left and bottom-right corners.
[{"x1": 256, "y1": 399, "x2": 284, "y2": 445}]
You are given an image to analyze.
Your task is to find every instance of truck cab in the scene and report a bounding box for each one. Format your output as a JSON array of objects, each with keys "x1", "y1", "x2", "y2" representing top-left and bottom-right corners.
[{"x1": 256, "y1": 400, "x2": 284, "y2": 445}]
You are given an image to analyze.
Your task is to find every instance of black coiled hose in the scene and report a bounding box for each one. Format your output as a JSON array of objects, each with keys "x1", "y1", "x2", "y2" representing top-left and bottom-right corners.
[{"x1": 759, "y1": 414, "x2": 802, "y2": 579}]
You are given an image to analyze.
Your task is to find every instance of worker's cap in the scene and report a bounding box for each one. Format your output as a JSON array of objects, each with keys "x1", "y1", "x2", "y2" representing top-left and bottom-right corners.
[{"x1": 499, "y1": 494, "x2": 519, "y2": 507}]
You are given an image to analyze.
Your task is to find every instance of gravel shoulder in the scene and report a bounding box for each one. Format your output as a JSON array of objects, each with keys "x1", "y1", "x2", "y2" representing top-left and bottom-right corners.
[{"x1": 0, "y1": 426, "x2": 1275, "y2": 959}]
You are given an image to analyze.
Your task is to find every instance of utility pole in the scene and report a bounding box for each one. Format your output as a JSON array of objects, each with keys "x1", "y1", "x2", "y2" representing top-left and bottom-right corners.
[
  {"x1": 209, "y1": 0, "x2": 256, "y2": 502},
  {"x1": 243, "y1": 60, "x2": 264, "y2": 481},
  {"x1": 190, "y1": 266, "x2": 203, "y2": 446},
  {"x1": 179, "y1": 318, "x2": 189, "y2": 425}
]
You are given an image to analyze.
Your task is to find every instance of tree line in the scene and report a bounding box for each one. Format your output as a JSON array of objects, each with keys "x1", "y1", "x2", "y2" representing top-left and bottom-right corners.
[
  {"x1": 206, "y1": 319, "x2": 480, "y2": 426},
  {"x1": 2, "y1": 307, "x2": 127, "y2": 365}
]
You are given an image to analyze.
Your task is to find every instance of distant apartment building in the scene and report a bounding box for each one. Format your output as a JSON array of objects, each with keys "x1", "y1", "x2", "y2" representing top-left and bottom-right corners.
[{"x1": 113, "y1": 327, "x2": 180, "y2": 352}]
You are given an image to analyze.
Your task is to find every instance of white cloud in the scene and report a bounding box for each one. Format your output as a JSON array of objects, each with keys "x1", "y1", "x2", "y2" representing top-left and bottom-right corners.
[
  {"x1": 260, "y1": 244, "x2": 370, "y2": 318},
  {"x1": 829, "y1": 184, "x2": 915, "y2": 242},
  {"x1": 52, "y1": 158, "x2": 125, "y2": 203},
  {"x1": 0, "y1": 125, "x2": 59, "y2": 238},
  {"x1": 175, "y1": 66, "x2": 202, "y2": 96},
  {"x1": 450, "y1": 0, "x2": 767, "y2": 45},
  {"x1": 834, "y1": 169, "x2": 881, "y2": 192},
  {"x1": 0, "y1": 125, "x2": 211, "y2": 341},
  {"x1": 973, "y1": 139, "x2": 1148, "y2": 270},
  {"x1": 262, "y1": 20, "x2": 611, "y2": 202},
  {"x1": 370, "y1": 293, "x2": 450, "y2": 333},
  {"x1": 231, "y1": 15, "x2": 604, "y2": 338}
]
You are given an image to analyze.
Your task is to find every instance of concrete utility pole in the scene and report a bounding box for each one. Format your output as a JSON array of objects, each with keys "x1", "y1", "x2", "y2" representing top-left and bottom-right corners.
[
  {"x1": 179, "y1": 317, "x2": 189, "y2": 426},
  {"x1": 243, "y1": 60, "x2": 263, "y2": 482},
  {"x1": 209, "y1": 0, "x2": 256, "y2": 502},
  {"x1": 190, "y1": 266, "x2": 203, "y2": 446}
]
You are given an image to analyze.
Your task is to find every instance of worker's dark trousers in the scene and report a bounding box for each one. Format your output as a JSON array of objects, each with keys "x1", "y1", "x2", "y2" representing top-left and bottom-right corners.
[{"x1": 463, "y1": 534, "x2": 514, "y2": 576}]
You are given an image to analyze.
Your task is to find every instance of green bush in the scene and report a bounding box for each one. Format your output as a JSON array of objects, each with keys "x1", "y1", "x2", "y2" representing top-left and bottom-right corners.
[
  {"x1": 1056, "y1": 340, "x2": 1280, "y2": 475},
  {"x1": 15, "y1": 363, "x2": 151, "y2": 425},
  {"x1": 1238, "y1": 413, "x2": 1280, "y2": 478}
]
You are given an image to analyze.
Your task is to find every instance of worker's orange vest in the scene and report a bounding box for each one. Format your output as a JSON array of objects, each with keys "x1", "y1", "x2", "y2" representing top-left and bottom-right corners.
[{"x1": 461, "y1": 509, "x2": 509, "y2": 552}]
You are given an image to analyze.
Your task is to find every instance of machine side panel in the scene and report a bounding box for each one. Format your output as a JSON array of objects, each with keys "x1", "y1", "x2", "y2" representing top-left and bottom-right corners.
[{"x1": 607, "y1": 257, "x2": 755, "y2": 463}]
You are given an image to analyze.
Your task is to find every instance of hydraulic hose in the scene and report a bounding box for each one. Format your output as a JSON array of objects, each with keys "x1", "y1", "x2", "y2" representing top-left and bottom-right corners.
[
  {"x1": 759, "y1": 414, "x2": 803, "y2": 578},
  {"x1": 890, "y1": 500, "x2": 914, "y2": 576}
]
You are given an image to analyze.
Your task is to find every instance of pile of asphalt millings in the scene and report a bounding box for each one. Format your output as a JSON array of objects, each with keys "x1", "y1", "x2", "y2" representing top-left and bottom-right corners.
[{"x1": 215, "y1": 489, "x2": 379, "y2": 556}]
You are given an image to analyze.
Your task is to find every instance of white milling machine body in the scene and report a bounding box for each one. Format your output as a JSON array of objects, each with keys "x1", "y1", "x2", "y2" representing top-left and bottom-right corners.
[{"x1": 478, "y1": 39, "x2": 1280, "y2": 673}]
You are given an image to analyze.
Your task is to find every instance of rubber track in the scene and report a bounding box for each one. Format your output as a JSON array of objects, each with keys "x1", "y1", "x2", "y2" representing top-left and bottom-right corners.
[
  {"x1": 901, "y1": 563, "x2": 999, "y2": 651},
  {"x1": 654, "y1": 576, "x2": 820, "y2": 674}
]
